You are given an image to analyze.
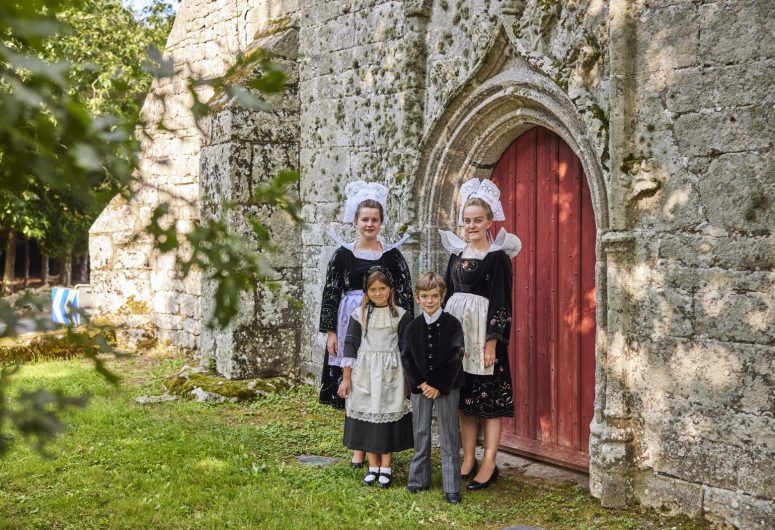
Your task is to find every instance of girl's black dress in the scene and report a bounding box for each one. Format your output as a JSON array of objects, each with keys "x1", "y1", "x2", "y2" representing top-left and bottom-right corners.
[{"x1": 318, "y1": 244, "x2": 414, "y2": 408}]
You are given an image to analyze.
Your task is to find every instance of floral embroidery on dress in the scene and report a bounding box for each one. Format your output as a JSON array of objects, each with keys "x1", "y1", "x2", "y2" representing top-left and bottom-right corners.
[{"x1": 489, "y1": 307, "x2": 511, "y2": 328}]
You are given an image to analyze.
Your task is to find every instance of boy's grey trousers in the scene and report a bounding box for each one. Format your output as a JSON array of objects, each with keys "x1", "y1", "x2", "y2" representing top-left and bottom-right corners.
[{"x1": 407, "y1": 388, "x2": 461, "y2": 494}]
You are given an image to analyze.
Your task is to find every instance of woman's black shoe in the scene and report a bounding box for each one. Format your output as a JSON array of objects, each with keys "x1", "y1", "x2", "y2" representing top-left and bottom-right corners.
[
  {"x1": 362, "y1": 470, "x2": 379, "y2": 486},
  {"x1": 351, "y1": 460, "x2": 364, "y2": 469},
  {"x1": 466, "y1": 466, "x2": 499, "y2": 491},
  {"x1": 460, "y1": 460, "x2": 478, "y2": 480},
  {"x1": 377, "y1": 472, "x2": 393, "y2": 489}
]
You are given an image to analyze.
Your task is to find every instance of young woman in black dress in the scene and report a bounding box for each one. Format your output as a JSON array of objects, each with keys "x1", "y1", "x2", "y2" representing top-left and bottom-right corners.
[
  {"x1": 439, "y1": 178, "x2": 521, "y2": 490},
  {"x1": 318, "y1": 181, "x2": 414, "y2": 466}
]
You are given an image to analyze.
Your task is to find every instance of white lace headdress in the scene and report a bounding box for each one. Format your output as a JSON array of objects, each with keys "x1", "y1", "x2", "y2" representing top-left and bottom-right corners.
[
  {"x1": 458, "y1": 178, "x2": 506, "y2": 226},
  {"x1": 342, "y1": 180, "x2": 389, "y2": 224}
]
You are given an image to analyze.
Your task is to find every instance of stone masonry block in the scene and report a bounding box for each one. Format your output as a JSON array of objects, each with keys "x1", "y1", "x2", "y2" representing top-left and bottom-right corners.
[
  {"x1": 695, "y1": 278, "x2": 775, "y2": 345},
  {"x1": 700, "y1": 0, "x2": 775, "y2": 65},
  {"x1": 662, "y1": 61, "x2": 775, "y2": 114},
  {"x1": 658, "y1": 234, "x2": 775, "y2": 272},
  {"x1": 694, "y1": 151, "x2": 775, "y2": 233},
  {"x1": 637, "y1": 473, "x2": 703, "y2": 518},
  {"x1": 703, "y1": 486, "x2": 775, "y2": 529},
  {"x1": 638, "y1": 4, "x2": 699, "y2": 73},
  {"x1": 674, "y1": 106, "x2": 775, "y2": 158}
]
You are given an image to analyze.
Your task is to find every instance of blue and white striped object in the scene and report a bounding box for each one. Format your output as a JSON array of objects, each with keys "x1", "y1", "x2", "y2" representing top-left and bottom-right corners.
[{"x1": 52, "y1": 287, "x2": 79, "y2": 326}]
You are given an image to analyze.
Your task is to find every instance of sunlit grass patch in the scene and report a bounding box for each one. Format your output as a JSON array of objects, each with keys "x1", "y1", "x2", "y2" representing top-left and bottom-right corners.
[{"x1": 0, "y1": 356, "x2": 711, "y2": 530}]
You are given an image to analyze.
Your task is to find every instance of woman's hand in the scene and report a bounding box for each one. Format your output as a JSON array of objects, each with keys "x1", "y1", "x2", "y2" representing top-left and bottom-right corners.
[
  {"x1": 337, "y1": 379, "x2": 351, "y2": 399},
  {"x1": 484, "y1": 339, "x2": 497, "y2": 368},
  {"x1": 326, "y1": 331, "x2": 338, "y2": 356}
]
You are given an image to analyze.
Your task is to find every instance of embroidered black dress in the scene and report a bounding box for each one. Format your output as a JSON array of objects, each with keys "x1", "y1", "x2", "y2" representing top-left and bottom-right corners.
[
  {"x1": 443, "y1": 249, "x2": 515, "y2": 418},
  {"x1": 318, "y1": 245, "x2": 414, "y2": 408}
]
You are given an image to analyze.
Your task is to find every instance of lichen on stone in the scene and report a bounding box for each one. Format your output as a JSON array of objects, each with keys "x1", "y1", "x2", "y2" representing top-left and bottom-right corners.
[
  {"x1": 164, "y1": 370, "x2": 294, "y2": 402},
  {"x1": 118, "y1": 295, "x2": 150, "y2": 315}
]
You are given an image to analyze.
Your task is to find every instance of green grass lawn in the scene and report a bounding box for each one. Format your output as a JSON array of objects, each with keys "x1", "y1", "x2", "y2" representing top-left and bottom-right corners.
[{"x1": 0, "y1": 355, "x2": 710, "y2": 530}]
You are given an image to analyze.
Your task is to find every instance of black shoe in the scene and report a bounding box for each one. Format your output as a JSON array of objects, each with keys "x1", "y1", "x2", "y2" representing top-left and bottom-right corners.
[
  {"x1": 466, "y1": 466, "x2": 499, "y2": 491},
  {"x1": 362, "y1": 470, "x2": 379, "y2": 486},
  {"x1": 460, "y1": 460, "x2": 478, "y2": 480},
  {"x1": 406, "y1": 485, "x2": 429, "y2": 494},
  {"x1": 377, "y1": 472, "x2": 393, "y2": 489},
  {"x1": 351, "y1": 461, "x2": 364, "y2": 469},
  {"x1": 446, "y1": 492, "x2": 462, "y2": 504}
]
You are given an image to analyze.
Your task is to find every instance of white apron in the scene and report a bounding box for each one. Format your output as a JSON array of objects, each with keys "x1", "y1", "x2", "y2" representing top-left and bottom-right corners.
[
  {"x1": 346, "y1": 306, "x2": 412, "y2": 423},
  {"x1": 445, "y1": 292, "x2": 493, "y2": 376}
]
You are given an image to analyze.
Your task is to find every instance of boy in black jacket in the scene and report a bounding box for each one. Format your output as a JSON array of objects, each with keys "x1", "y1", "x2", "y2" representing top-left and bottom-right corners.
[{"x1": 399, "y1": 272, "x2": 465, "y2": 504}]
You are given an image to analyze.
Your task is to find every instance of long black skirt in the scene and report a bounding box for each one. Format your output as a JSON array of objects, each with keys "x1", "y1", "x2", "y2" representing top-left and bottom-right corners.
[
  {"x1": 459, "y1": 341, "x2": 515, "y2": 418},
  {"x1": 318, "y1": 348, "x2": 345, "y2": 409},
  {"x1": 343, "y1": 414, "x2": 414, "y2": 454}
]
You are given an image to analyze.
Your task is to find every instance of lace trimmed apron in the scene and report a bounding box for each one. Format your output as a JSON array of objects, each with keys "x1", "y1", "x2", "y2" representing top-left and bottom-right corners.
[{"x1": 346, "y1": 307, "x2": 412, "y2": 423}]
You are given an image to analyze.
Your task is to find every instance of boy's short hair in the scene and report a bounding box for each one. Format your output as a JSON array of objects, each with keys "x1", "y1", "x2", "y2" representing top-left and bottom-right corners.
[{"x1": 415, "y1": 271, "x2": 447, "y2": 299}]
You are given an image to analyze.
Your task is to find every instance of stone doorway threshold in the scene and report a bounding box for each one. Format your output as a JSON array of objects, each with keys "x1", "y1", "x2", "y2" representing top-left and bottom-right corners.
[{"x1": 475, "y1": 446, "x2": 589, "y2": 489}]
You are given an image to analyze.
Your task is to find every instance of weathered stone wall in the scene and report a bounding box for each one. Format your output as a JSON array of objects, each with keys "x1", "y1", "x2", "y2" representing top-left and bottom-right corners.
[
  {"x1": 199, "y1": 24, "x2": 302, "y2": 379},
  {"x1": 89, "y1": 0, "x2": 298, "y2": 351},
  {"x1": 603, "y1": 1, "x2": 775, "y2": 527},
  {"x1": 297, "y1": 0, "x2": 431, "y2": 379}
]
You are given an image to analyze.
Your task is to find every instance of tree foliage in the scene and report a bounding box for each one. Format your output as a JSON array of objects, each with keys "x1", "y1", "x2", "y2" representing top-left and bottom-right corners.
[
  {"x1": 43, "y1": 0, "x2": 174, "y2": 123},
  {"x1": 1, "y1": 0, "x2": 302, "y2": 456}
]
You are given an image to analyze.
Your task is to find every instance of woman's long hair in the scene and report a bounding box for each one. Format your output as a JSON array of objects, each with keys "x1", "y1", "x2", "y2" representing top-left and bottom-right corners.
[{"x1": 361, "y1": 270, "x2": 398, "y2": 336}]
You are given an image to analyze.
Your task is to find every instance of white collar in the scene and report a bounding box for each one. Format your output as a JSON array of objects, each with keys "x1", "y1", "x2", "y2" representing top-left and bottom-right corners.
[
  {"x1": 438, "y1": 227, "x2": 522, "y2": 259},
  {"x1": 328, "y1": 225, "x2": 410, "y2": 256},
  {"x1": 423, "y1": 308, "x2": 443, "y2": 324}
]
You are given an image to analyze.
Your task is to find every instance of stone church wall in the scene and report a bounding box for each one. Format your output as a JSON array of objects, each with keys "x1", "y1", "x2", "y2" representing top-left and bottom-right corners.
[
  {"x1": 90, "y1": 1, "x2": 775, "y2": 527},
  {"x1": 607, "y1": 2, "x2": 775, "y2": 527},
  {"x1": 89, "y1": 0, "x2": 298, "y2": 352}
]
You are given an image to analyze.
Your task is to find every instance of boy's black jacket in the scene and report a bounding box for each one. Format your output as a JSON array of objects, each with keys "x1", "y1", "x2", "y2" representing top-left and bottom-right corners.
[{"x1": 399, "y1": 311, "x2": 465, "y2": 395}]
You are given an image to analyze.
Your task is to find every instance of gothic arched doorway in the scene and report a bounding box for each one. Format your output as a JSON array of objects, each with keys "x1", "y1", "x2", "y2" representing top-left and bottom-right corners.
[{"x1": 491, "y1": 126, "x2": 596, "y2": 470}]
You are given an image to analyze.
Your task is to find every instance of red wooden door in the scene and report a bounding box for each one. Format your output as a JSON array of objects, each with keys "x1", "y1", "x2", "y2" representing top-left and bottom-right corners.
[{"x1": 491, "y1": 126, "x2": 596, "y2": 470}]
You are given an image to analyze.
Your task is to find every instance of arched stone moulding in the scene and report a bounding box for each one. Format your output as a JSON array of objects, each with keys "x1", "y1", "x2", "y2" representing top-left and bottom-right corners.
[{"x1": 414, "y1": 24, "x2": 629, "y2": 501}]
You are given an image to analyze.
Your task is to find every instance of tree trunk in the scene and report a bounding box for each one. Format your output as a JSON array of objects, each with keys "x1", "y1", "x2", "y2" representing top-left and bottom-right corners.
[
  {"x1": 59, "y1": 255, "x2": 72, "y2": 286},
  {"x1": 23, "y1": 238, "x2": 30, "y2": 287},
  {"x1": 73, "y1": 255, "x2": 84, "y2": 284},
  {"x1": 78, "y1": 255, "x2": 89, "y2": 284},
  {"x1": 41, "y1": 254, "x2": 49, "y2": 287},
  {"x1": 3, "y1": 229, "x2": 17, "y2": 295}
]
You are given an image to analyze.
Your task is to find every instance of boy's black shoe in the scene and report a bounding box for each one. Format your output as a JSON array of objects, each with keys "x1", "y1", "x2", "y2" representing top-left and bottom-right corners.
[
  {"x1": 446, "y1": 492, "x2": 462, "y2": 504},
  {"x1": 406, "y1": 485, "x2": 429, "y2": 493}
]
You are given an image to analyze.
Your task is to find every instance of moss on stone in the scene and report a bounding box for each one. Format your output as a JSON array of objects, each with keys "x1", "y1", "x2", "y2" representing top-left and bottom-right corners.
[
  {"x1": 254, "y1": 16, "x2": 292, "y2": 40},
  {"x1": 590, "y1": 103, "x2": 609, "y2": 135},
  {"x1": 744, "y1": 191, "x2": 770, "y2": 222},
  {"x1": 164, "y1": 371, "x2": 294, "y2": 402},
  {"x1": 0, "y1": 326, "x2": 118, "y2": 366},
  {"x1": 119, "y1": 295, "x2": 150, "y2": 315},
  {"x1": 620, "y1": 155, "x2": 647, "y2": 174}
]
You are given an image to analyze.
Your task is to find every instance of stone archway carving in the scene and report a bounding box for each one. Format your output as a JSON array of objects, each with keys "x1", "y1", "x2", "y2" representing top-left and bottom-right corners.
[{"x1": 414, "y1": 24, "x2": 629, "y2": 503}]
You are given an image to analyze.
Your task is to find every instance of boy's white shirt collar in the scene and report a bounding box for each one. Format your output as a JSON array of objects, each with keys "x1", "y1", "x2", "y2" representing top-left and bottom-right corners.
[{"x1": 423, "y1": 307, "x2": 443, "y2": 324}]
